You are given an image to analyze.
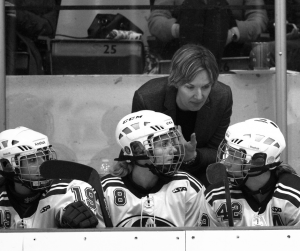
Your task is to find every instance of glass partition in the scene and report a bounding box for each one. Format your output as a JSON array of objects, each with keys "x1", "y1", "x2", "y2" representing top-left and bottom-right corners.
[{"x1": 4, "y1": 0, "x2": 299, "y2": 75}]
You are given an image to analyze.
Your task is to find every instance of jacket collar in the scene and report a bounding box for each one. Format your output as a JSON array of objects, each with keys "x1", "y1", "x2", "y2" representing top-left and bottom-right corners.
[{"x1": 163, "y1": 85, "x2": 178, "y2": 120}]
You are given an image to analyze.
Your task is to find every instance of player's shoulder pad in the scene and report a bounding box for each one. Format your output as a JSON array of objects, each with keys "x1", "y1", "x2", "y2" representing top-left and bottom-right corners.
[
  {"x1": 43, "y1": 179, "x2": 72, "y2": 198},
  {"x1": 274, "y1": 173, "x2": 300, "y2": 208},
  {"x1": 173, "y1": 171, "x2": 203, "y2": 193},
  {"x1": 101, "y1": 175, "x2": 125, "y2": 192},
  {"x1": 204, "y1": 182, "x2": 242, "y2": 206}
]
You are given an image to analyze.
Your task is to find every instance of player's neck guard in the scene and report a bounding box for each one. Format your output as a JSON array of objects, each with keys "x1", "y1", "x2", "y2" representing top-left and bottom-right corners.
[
  {"x1": 135, "y1": 161, "x2": 173, "y2": 182},
  {"x1": 7, "y1": 181, "x2": 42, "y2": 204},
  {"x1": 242, "y1": 170, "x2": 277, "y2": 196}
]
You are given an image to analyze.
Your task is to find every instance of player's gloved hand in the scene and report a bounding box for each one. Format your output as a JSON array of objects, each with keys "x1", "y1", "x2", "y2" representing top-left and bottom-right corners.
[{"x1": 61, "y1": 201, "x2": 98, "y2": 228}]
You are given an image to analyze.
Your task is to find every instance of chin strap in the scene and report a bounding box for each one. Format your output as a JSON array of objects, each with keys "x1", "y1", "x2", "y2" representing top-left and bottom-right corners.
[
  {"x1": 242, "y1": 170, "x2": 277, "y2": 196},
  {"x1": 115, "y1": 154, "x2": 174, "y2": 182},
  {"x1": 236, "y1": 161, "x2": 282, "y2": 190},
  {"x1": 134, "y1": 161, "x2": 173, "y2": 182}
]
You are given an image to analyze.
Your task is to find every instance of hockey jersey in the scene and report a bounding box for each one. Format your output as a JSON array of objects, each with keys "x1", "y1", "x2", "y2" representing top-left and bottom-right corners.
[
  {"x1": 0, "y1": 179, "x2": 100, "y2": 229},
  {"x1": 197, "y1": 172, "x2": 300, "y2": 227},
  {"x1": 100, "y1": 171, "x2": 204, "y2": 227}
]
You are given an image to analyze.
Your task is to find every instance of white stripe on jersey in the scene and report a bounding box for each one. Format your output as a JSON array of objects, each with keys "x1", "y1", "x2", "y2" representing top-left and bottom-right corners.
[
  {"x1": 176, "y1": 171, "x2": 203, "y2": 191},
  {"x1": 205, "y1": 186, "x2": 242, "y2": 202},
  {"x1": 0, "y1": 191, "x2": 8, "y2": 201},
  {"x1": 102, "y1": 177, "x2": 122, "y2": 187},
  {"x1": 47, "y1": 183, "x2": 69, "y2": 193},
  {"x1": 276, "y1": 183, "x2": 300, "y2": 203},
  {"x1": 50, "y1": 182, "x2": 69, "y2": 188},
  {"x1": 206, "y1": 188, "x2": 225, "y2": 201}
]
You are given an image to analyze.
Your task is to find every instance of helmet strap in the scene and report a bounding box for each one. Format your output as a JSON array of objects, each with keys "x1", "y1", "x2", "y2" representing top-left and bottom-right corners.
[
  {"x1": 235, "y1": 162, "x2": 281, "y2": 189},
  {"x1": 135, "y1": 161, "x2": 172, "y2": 182}
]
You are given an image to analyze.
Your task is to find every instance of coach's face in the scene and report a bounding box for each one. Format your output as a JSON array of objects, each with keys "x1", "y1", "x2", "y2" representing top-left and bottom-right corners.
[{"x1": 176, "y1": 70, "x2": 212, "y2": 111}]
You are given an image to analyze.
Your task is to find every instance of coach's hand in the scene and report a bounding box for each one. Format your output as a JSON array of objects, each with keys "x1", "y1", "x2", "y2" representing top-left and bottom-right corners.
[
  {"x1": 61, "y1": 201, "x2": 98, "y2": 228},
  {"x1": 177, "y1": 125, "x2": 197, "y2": 162}
]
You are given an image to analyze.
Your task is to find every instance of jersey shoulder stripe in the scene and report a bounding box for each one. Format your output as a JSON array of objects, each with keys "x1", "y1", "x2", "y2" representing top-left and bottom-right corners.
[
  {"x1": 173, "y1": 171, "x2": 203, "y2": 193},
  {"x1": 42, "y1": 182, "x2": 69, "y2": 199},
  {"x1": 204, "y1": 181, "x2": 224, "y2": 197},
  {"x1": 0, "y1": 191, "x2": 11, "y2": 206},
  {"x1": 274, "y1": 175, "x2": 300, "y2": 208},
  {"x1": 274, "y1": 185, "x2": 300, "y2": 208},
  {"x1": 102, "y1": 176, "x2": 126, "y2": 192},
  {"x1": 205, "y1": 184, "x2": 243, "y2": 205}
]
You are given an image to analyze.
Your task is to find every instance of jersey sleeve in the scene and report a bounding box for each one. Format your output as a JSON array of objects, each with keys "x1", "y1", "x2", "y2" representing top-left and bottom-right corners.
[
  {"x1": 197, "y1": 188, "x2": 224, "y2": 227},
  {"x1": 287, "y1": 205, "x2": 300, "y2": 226},
  {"x1": 52, "y1": 179, "x2": 104, "y2": 228},
  {"x1": 184, "y1": 175, "x2": 204, "y2": 227}
]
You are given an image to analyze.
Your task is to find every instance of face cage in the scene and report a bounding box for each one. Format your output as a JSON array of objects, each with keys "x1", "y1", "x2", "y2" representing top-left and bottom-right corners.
[
  {"x1": 217, "y1": 140, "x2": 265, "y2": 187},
  {"x1": 144, "y1": 129, "x2": 185, "y2": 176},
  {"x1": 11, "y1": 146, "x2": 57, "y2": 190}
]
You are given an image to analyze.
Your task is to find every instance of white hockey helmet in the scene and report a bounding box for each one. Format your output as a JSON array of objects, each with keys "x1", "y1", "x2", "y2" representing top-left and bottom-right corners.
[
  {"x1": 217, "y1": 118, "x2": 286, "y2": 186},
  {"x1": 0, "y1": 127, "x2": 57, "y2": 190},
  {"x1": 115, "y1": 110, "x2": 185, "y2": 176}
]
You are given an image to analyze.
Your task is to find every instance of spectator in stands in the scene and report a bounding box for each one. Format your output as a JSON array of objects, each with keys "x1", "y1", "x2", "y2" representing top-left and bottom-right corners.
[
  {"x1": 148, "y1": 0, "x2": 268, "y2": 62},
  {"x1": 263, "y1": 0, "x2": 300, "y2": 72},
  {"x1": 130, "y1": 44, "x2": 233, "y2": 187},
  {"x1": 5, "y1": 0, "x2": 61, "y2": 75}
]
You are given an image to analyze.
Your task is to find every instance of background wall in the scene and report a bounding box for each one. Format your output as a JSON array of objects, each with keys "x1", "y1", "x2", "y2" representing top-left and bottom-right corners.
[{"x1": 6, "y1": 72, "x2": 300, "y2": 174}]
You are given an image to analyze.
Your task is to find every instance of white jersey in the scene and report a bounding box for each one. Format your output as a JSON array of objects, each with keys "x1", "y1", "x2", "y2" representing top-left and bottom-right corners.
[
  {"x1": 100, "y1": 171, "x2": 203, "y2": 227},
  {"x1": 197, "y1": 172, "x2": 300, "y2": 227},
  {"x1": 0, "y1": 178, "x2": 100, "y2": 229}
]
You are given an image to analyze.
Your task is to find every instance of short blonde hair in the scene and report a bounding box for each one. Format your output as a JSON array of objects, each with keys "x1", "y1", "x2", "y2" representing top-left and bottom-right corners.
[
  {"x1": 168, "y1": 44, "x2": 219, "y2": 87},
  {"x1": 110, "y1": 161, "x2": 133, "y2": 177}
]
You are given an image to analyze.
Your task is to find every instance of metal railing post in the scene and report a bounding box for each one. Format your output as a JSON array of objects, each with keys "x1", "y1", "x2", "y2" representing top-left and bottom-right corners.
[{"x1": 0, "y1": 1, "x2": 6, "y2": 131}]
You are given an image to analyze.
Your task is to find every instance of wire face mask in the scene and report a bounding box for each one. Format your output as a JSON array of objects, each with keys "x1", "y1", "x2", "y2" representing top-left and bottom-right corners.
[
  {"x1": 144, "y1": 129, "x2": 185, "y2": 177},
  {"x1": 13, "y1": 146, "x2": 57, "y2": 190},
  {"x1": 217, "y1": 140, "x2": 266, "y2": 187},
  {"x1": 0, "y1": 127, "x2": 58, "y2": 191}
]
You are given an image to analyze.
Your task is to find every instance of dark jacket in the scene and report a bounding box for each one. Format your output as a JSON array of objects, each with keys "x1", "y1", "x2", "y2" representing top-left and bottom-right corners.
[{"x1": 132, "y1": 76, "x2": 233, "y2": 186}]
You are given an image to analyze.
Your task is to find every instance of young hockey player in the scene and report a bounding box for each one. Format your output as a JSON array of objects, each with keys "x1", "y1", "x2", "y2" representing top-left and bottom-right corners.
[
  {"x1": 0, "y1": 126, "x2": 99, "y2": 229},
  {"x1": 198, "y1": 118, "x2": 300, "y2": 227},
  {"x1": 99, "y1": 110, "x2": 203, "y2": 227}
]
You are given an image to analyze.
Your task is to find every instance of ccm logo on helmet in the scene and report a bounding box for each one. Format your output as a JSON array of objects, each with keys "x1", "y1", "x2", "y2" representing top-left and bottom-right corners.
[
  {"x1": 35, "y1": 141, "x2": 45, "y2": 146},
  {"x1": 123, "y1": 115, "x2": 143, "y2": 124}
]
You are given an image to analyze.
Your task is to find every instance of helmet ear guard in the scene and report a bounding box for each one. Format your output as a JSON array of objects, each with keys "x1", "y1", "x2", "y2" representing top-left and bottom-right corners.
[
  {"x1": 0, "y1": 158, "x2": 16, "y2": 181},
  {"x1": 0, "y1": 158, "x2": 14, "y2": 172}
]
